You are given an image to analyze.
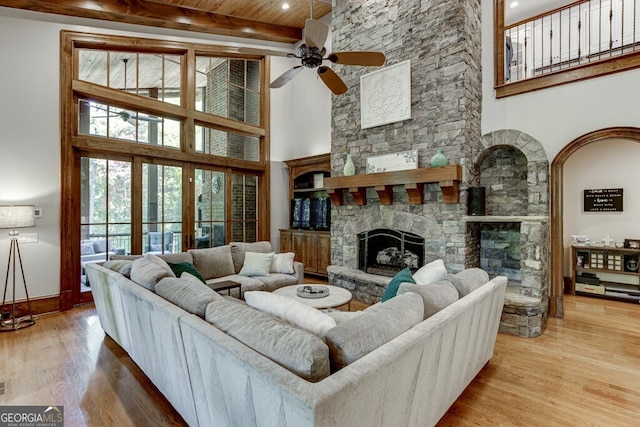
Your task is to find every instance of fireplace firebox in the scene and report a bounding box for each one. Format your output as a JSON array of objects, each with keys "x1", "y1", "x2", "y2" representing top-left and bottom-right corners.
[{"x1": 358, "y1": 229, "x2": 425, "y2": 277}]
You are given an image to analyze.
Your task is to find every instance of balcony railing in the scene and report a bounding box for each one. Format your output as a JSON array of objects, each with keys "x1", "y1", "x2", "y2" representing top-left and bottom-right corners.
[{"x1": 496, "y1": 0, "x2": 640, "y2": 97}]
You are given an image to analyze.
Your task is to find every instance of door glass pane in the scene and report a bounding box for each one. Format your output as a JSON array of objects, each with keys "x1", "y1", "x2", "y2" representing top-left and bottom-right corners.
[
  {"x1": 195, "y1": 169, "x2": 226, "y2": 248},
  {"x1": 143, "y1": 164, "x2": 182, "y2": 254},
  {"x1": 80, "y1": 158, "x2": 131, "y2": 288}
]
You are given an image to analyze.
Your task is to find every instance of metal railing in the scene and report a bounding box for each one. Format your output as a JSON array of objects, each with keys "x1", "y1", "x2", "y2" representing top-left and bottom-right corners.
[{"x1": 505, "y1": 0, "x2": 640, "y2": 83}]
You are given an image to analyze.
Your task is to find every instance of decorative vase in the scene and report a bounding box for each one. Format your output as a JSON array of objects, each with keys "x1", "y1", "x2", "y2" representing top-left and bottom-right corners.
[
  {"x1": 430, "y1": 148, "x2": 448, "y2": 167},
  {"x1": 344, "y1": 154, "x2": 356, "y2": 176}
]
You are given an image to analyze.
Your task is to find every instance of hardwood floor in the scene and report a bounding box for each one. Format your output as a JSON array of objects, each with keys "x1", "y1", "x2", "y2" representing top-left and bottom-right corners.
[{"x1": 0, "y1": 294, "x2": 638, "y2": 426}]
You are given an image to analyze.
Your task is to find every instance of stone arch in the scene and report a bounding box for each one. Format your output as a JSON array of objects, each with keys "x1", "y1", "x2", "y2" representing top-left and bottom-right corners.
[
  {"x1": 470, "y1": 129, "x2": 549, "y2": 216},
  {"x1": 550, "y1": 127, "x2": 640, "y2": 318}
]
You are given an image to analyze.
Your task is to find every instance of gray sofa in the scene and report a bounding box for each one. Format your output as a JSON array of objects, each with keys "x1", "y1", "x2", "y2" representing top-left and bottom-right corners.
[
  {"x1": 110, "y1": 241, "x2": 304, "y2": 296},
  {"x1": 86, "y1": 254, "x2": 507, "y2": 427}
]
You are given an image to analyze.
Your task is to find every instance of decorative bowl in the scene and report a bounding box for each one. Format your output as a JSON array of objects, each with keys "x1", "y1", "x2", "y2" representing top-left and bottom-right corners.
[{"x1": 296, "y1": 285, "x2": 330, "y2": 299}]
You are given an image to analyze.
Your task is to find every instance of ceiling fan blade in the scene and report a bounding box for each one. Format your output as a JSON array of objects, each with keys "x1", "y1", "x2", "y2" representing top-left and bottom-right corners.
[
  {"x1": 237, "y1": 47, "x2": 294, "y2": 58},
  {"x1": 270, "y1": 66, "x2": 304, "y2": 89},
  {"x1": 327, "y1": 51, "x2": 386, "y2": 66},
  {"x1": 317, "y1": 66, "x2": 348, "y2": 95},
  {"x1": 304, "y1": 19, "x2": 329, "y2": 49}
]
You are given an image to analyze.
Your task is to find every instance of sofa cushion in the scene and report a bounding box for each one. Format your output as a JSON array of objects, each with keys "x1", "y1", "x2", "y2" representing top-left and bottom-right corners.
[
  {"x1": 156, "y1": 274, "x2": 222, "y2": 318},
  {"x1": 189, "y1": 246, "x2": 235, "y2": 280},
  {"x1": 205, "y1": 298, "x2": 330, "y2": 382},
  {"x1": 397, "y1": 280, "x2": 459, "y2": 320},
  {"x1": 270, "y1": 252, "x2": 295, "y2": 274},
  {"x1": 239, "y1": 252, "x2": 274, "y2": 277},
  {"x1": 158, "y1": 252, "x2": 194, "y2": 265},
  {"x1": 381, "y1": 267, "x2": 415, "y2": 302},
  {"x1": 325, "y1": 292, "x2": 424, "y2": 370},
  {"x1": 103, "y1": 260, "x2": 133, "y2": 278},
  {"x1": 445, "y1": 268, "x2": 490, "y2": 297},
  {"x1": 93, "y1": 238, "x2": 111, "y2": 254},
  {"x1": 167, "y1": 261, "x2": 206, "y2": 284},
  {"x1": 412, "y1": 259, "x2": 447, "y2": 285},
  {"x1": 244, "y1": 291, "x2": 337, "y2": 338},
  {"x1": 130, "y1": 253, "x2": 176, "y2": 291},
  {"x1": 254, "y1": 273, "x2": 299, "y2": 292},
  {"x1": 229, "y1": 241, "x2": 273, "y2": 273}
]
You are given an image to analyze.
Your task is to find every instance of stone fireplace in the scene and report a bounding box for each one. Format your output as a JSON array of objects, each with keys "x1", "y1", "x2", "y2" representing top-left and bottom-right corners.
[
  {"x1": 328, "y1": 0, "x2": 550, "y2": 337},
  {"x1": 358, "y1": 228, "x2": 425, "y2": 276}
]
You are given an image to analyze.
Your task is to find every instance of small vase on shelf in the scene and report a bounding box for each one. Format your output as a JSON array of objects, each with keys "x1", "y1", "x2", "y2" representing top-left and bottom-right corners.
[
  {"x1": 343, "y1": 154, "x2": 356, "y2": 176},
  {"x1": 430, "y1": 148, "x2": 448, "y2": 167}
]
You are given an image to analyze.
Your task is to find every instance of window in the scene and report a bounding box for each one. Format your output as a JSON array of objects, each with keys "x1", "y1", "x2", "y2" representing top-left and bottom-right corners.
[{"x1": 61, "y1": 32, "x2": 270, "y2": 309}]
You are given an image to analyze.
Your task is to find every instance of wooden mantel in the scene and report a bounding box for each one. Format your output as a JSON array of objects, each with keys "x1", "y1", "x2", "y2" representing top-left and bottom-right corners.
[{"x1": 323, "y1": 165, "x2": 462, "y2": 205}]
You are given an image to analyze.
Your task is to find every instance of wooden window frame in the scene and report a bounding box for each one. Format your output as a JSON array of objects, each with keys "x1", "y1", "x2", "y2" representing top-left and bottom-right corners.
[{"x1": 60, "y1": 31, "x2": 271, "y2": 309}]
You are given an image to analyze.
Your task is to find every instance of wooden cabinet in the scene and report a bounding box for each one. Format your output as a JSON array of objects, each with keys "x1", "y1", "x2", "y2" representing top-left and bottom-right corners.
[
  {"x1": 280, "y1": 229, "x2": 331, "y2": 276},
  {"x1": 280, "y1": 153, "x2": 332, "y2": 277},
  {"x1": 572, "y1": 245, "x2": 640, "y2": 302}
]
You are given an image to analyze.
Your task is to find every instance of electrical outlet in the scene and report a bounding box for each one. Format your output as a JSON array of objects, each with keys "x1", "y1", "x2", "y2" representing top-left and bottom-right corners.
[
  {"x1": 17, "y1": 233, "x2": 38, "y2": 243},
  {"x1": 34, "y1": 208, "x2": 43, "y2": 218}
]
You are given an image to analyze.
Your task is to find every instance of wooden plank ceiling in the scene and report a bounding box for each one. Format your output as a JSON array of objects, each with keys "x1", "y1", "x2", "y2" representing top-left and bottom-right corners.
[{"x1": 0, "y1": 0, "x2": 332, "y2": 43}]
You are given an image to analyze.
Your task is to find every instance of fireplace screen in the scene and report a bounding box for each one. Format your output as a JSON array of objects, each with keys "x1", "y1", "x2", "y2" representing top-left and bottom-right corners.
[{"x1": 358, "y1": 229, "x2": 425, "y2": 277}]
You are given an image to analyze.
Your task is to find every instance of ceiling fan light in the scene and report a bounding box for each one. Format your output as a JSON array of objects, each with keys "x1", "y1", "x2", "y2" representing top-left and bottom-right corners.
[{"x1": 282, "y1": 3, "x2": 290, "y2": 10}]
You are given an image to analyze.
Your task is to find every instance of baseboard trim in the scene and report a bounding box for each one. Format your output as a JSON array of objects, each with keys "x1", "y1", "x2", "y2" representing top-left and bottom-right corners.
[{"x1": 2, "y1": 295, "x2": 61, "y2": 318}]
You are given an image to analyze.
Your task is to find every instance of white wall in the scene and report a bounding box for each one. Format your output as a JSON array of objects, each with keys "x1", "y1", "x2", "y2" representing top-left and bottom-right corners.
[
  {"x1": 0, "y1": 7, "x2": 331, "y2": 300},
  {"x1": 562, "y1": 139, "x2": 640, "y2": 274}
]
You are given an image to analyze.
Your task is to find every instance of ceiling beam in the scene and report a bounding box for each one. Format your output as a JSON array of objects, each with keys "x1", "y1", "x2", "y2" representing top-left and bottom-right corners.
[{"x1": 0, "y1": 0, "x2": 302, "y2": 43}]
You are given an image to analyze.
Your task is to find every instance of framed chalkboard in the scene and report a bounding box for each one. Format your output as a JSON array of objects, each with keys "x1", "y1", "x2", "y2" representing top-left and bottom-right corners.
[{"x1": 584, "y1": 188, "x2": 623, "y2": 212}]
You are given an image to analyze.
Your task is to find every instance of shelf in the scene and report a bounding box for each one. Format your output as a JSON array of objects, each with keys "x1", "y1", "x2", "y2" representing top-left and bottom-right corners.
[
  {"x1": 323, "y1": 165, "x2": 462, "y2": 206},
  {"x1": 576, "y1": 267, "x2": 638, "y2": 277},
  {"x1": 293, "y1": 188, "x2": 329, "y2": 194}
]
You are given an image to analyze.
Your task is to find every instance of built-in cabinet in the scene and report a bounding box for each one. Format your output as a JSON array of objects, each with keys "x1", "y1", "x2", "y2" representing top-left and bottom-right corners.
[
  {"x1": 280, "y1": 229, "x2": 331, "y2": 276},
  {"x1": 280, "y1": 154, "x2": 332, "y2": 277},
  {"x1": 572, "y1": 245, "x2": 640, "y2": 302}
]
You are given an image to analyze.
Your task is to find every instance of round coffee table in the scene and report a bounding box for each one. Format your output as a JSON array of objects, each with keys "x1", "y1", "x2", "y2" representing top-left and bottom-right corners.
[{"x1": 273, "y1": 285, "x2": 352, "y2": 310}]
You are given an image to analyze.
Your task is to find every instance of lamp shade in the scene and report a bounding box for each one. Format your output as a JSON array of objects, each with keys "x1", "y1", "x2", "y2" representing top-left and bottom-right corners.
[{"x1": 0, "y1": 205, "x2": 35, "y2": 229}]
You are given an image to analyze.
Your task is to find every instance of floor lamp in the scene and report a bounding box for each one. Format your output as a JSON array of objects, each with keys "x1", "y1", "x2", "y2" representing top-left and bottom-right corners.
[{"x1": 0, "y1": 205, "x2": 35, "y2": 331}]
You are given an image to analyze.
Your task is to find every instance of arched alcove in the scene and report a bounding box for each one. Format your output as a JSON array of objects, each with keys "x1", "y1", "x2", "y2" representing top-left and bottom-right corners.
[{"x1": 550, "y1": 127, "x2": 640, "y2": 318}]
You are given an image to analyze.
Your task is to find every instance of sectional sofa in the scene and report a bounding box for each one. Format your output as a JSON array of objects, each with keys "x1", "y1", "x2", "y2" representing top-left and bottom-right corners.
[{"x1": 85, "y1": 247, "x2": 507, "y2": 427}]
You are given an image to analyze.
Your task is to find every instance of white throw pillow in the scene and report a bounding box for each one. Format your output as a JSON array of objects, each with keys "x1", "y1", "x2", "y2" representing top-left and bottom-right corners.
[
  {"x1": 270, "y1": 252, "x2": 295, "y2": 274},
  {"x1": 412, "y1": 259, "x2": 447, "y2": 285},
  {"x1": 239, "y1": 251, "x2": 274, "y2": 277},
  {"x1": 244, "y1": 291, "x2": 337, "y2": 338},
  {"x1": 130, "y1": 253, "x2": 176, "y2": 291}
]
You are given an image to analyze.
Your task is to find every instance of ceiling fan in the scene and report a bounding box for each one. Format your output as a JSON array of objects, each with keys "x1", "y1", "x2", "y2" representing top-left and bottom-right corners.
[{"x1": 241, "y1": 1, "x2": 385, "y2": 95}]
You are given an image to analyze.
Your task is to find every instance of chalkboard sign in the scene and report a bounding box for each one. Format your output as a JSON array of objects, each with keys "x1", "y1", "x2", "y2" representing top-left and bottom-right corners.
[{"x1": 584, "y1": 188, "x2": 623, "y2": 212}]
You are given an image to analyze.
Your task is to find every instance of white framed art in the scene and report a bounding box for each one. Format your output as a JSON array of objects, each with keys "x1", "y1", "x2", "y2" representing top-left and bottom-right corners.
[{"x1": 360, "y1": 60, "x2": 411, "y2": 129}]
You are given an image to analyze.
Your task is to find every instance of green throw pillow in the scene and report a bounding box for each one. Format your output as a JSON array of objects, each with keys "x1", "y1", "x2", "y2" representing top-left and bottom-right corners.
[
  {"x1": 381, "y1": 267, "x2": 415, "y2": 302},
  {"x1": 167, "y1": 262, "x2": 207, "y2": 284}
]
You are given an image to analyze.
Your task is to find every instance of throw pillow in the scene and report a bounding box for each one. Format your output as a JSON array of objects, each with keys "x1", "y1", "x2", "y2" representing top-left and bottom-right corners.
[
  {"x1": 80, "y1": 242, "x2": 95, "y2": 255},
  {"x1": 270, "y1": 252, "x2": 295, "y2": 274},
  {"x1": 229, "y1": 241, "x2": 273, "y2": 273},
  {"x1": 130, "y1": 253, "x2": 176, "y2": 292},
  {"x1": 239, "y1": 252, "x2": 274, "y2": 277},
  {"x1": 325, "y1": 292, "x2": 424, "y2": 371},
  {"x1": 412, "y1": 259, "x2": 447, "y2": 285},
  {"x1": 167, "y1": 261, "x2": 206, "y2": 284},
  {"x1": 102, "y1": 260, "x2": 133, "y2": 278},
  {"x1": 189, "y1": 246, "x2": 235, "y2": 280},
  {"x1": 156, "y1": 275, "x2": 221, "y2": 318},
  {"x1": 381, "y1": 267, "x2": 415, "y2": 302},
  {"x1": 397, "y1": 280, "x2": 459, "y2": 320},
  {"x1": 244, "y1": 291, "x2": 337, "y2": 338},
  {"x1": 445, "y1": 268, "x2": 490, "y2": 298},
  {"x1": 205, "y1": 298, "x2": 330, "y2": 382}
]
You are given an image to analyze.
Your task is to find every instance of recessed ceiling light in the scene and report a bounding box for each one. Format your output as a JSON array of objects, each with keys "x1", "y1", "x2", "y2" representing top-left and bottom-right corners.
[
  {"x1": 282, "y1": 3, "x2": 290, "y2": 10},
  {"x1": 510, "y1": 1, "x2": 519, "y2": 8}
]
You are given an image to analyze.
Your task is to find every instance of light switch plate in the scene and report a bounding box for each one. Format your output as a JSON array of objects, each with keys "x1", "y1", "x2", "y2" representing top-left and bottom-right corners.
[{"x1": 34, "y1": 208, "x2": 43, "y2": 218}]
